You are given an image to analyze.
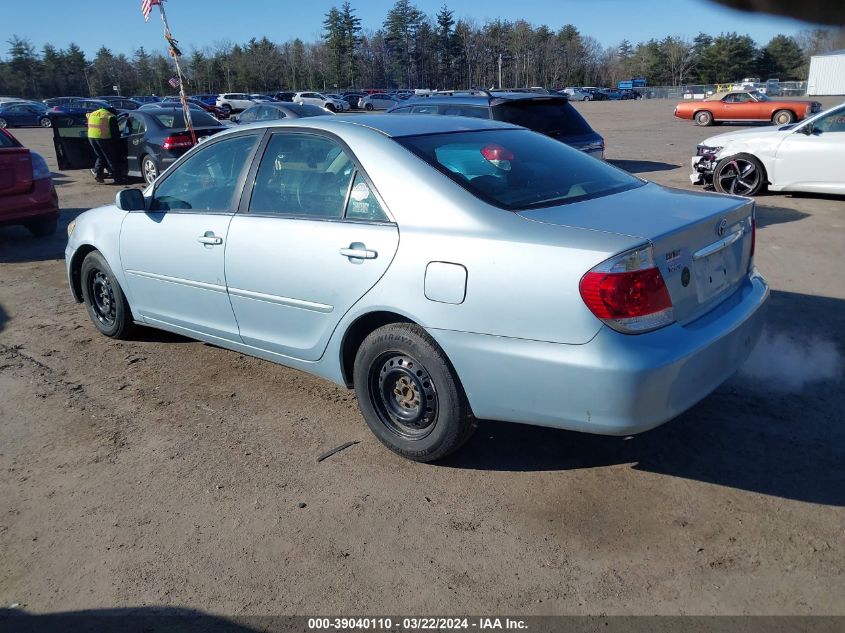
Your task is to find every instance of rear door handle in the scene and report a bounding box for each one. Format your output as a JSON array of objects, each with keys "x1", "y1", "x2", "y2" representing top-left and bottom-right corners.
[
  {"x1": 198, "y1": 232, "x2": 223, "y2": 246},
  {"x1": 340, "y1": 242, "x2": 377, "y2": 260}
]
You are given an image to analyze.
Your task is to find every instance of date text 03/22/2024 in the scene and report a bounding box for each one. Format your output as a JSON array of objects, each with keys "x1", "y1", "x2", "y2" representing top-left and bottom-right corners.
[{"x1": 307, "y1": 617, "x2": 528, "y2": 630}]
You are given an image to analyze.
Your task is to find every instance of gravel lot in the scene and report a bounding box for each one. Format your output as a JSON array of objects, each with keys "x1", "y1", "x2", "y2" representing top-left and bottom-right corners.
[{"x1": 1, "y1": 98, "x2": 843, "y2": 618}]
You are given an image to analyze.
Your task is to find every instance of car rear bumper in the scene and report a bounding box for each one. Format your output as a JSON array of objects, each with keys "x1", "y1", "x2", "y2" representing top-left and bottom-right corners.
[
  {"x1": 429, "y1": 270, "x2": 768, "y2": 435},
  {"x1": 0, "y1": 178, "x2": 59, "y2": 226}
]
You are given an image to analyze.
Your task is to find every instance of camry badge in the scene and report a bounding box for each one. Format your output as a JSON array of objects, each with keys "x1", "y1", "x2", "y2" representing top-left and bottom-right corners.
[{"x1": 716, "y1": 218, "x2": 728, "y2": 237}]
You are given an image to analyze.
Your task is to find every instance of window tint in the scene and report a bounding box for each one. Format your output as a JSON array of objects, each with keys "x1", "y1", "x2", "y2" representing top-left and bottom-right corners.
[
  {"x1": 0, "y1": 131, "x2": 18, "y2": 148},
  {"x1": 411, "y1": 104, "x2": 438, "y2": 114},
  {"x1": 439, "y1": 105, "x2": 489, "y2": 119},
  {"x1": 151, "y1": 134, "x2": 258, "y2": 212},
  {"x1": 238, "y1": 108, "x2": 257, "y2": 123},
  {"x1": 127, "y1": 116, "x2": 146, "y2": 135},
  {"x1": 345, "y1": 172, "x2": 389, "y2": 222},
  {"x1": 493, "y1": 99, "x2": 593, "y2": 136},
  {"x1": 249, "y1": 134, "x2": 355, "y2": 219},
  {"x1": 814, "y1": 108, "x2": 845, "y2": 133},
  {"x1": 289, "y1": 104, "x2": 328, "y2": 117},
  {"x1": 152, "y1": 111, "x2": 220, "y2": 128},
  {"x1": 397, "y1": 129, "x2": 642, "y2": 211}
]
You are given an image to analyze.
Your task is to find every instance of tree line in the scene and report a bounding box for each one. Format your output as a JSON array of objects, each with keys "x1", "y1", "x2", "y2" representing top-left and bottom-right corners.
[{"x1": 2, "y1": 0, "x2": 844, "y2": 99}]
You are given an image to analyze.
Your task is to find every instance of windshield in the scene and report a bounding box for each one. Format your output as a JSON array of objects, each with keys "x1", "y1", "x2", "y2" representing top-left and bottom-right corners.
[
  {"x1": 397, "y1": 129, "x2": 642, "y2": 210},
  {"x1": 492, "y1": 99, "x2": 594, "y2": 137},
  {"x1": 750, "y1": 91, "x2": 769, "y2": 101},
  {"x1": 152, "y1": 111, "x2": 221, "y2": 128}
]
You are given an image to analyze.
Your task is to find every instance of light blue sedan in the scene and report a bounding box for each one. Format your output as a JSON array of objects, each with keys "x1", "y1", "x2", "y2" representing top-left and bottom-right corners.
[{"x1": 65, "y1": 115, "x2": 768, "y2": 461}]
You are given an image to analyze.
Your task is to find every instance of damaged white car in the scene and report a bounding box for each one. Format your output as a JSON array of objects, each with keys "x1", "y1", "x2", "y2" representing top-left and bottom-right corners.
[{"x1": 691, "y1": 103, "x2": 845, "y2": 196}]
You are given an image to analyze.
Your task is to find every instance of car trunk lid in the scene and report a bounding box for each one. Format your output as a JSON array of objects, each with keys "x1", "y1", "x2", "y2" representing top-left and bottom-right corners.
[
  {"x1": 0, "y1": 148, "x2": 33, "y2": 196},
  {"x1": 518, "y1": 182, "x2": 755, "y2": 325}
]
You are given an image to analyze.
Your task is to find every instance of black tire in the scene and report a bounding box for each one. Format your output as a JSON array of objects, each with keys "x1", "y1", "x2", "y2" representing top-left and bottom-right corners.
[
  {"x1": 772, "y1": 109, "x2": 794, "y2": 125},
  {"x1": 325, "y1": 103, "x2": 336, "y2": 112},
  {"x1": 221, "y1": 103, "x2": 232, "y2": 114},
  {"x1": 695, "y1": 110, "x2": 713, "y2": 126},
  {"x1": 39, "y1": 116, "x2": 52, "y2": 128},
  {"x1": 713, "y1": 153, "x2": 767, "y2": 197},
  {"x1": 365, "y1": 103, "x2": 374, "y2": 111},
  {"x1": 80, "y1": 250, "x2": 136, "y2": 339},
  {"x1": 353, "y1": 323, "x2": 476, "y2": 462},
  {"x1": 0, "y1": 118, "x2": 7, "y2": 129},
  {"x1": 142, "y1": 155, "x2": 158, "y2": 185},
  {"x1": 25, "y1": 217, "x2": 58, "y2": 237}
]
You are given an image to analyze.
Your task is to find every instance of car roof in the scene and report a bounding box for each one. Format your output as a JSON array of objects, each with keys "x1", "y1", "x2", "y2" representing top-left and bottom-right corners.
[
  {"x1": 401, "y1": 92, "x2": 567, "y2": 106},
  {"x1": 226, "y1": 113, "x2": 519, "y2": 138}
]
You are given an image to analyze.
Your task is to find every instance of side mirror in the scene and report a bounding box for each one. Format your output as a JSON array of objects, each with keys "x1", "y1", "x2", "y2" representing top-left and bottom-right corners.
[
  {"x1": 799, "y1": 124, "x2": 814, "y2": 136},
  {"x1": 115, "y1": 188, "x2": 145, "y2": 211}
]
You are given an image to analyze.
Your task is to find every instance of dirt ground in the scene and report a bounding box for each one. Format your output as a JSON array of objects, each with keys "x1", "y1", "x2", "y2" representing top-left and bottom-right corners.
[{"x1": 1, "y1": 98, "x2": 843, "y2": 618}]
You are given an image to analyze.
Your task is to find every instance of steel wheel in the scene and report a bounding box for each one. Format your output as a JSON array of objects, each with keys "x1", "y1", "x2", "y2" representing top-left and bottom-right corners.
[
  {"x1": 369, "y1": 353, "x2": 439, "y2": 440},
  {"x1": 39, "y1": 116, "x2": 52, "y2": 128},
  {"x1": 773, "y1": 109, "x2": 794, "y2": 125},
  {"x1": 142, "y1": 156, "x2": 158, "y2": 185},
  {"x1": 89, "y1": 270, "x2": 117, "y2": 328},
  {"x1": 716, "y1": 157, "x2": 762, "y2": 196}
]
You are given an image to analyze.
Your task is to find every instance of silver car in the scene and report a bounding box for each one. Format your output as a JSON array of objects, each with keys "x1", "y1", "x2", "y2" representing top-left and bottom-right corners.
[{"x1": 65, "y1": 115, "x2": 768, "y2": 462}]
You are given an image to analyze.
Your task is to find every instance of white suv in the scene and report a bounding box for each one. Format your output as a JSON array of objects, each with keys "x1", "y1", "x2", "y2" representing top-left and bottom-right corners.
[
  {"x1": 216, "y1": 93, "x2": 255, "y2": 114},
  {"x1": 293, "y1": 92, "x2": 346, "y2": 112}
]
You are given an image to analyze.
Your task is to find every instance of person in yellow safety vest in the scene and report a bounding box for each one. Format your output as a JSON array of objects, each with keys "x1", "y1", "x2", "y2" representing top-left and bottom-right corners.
[{"x1": 87, "y1": 106, "x2": 127, "y2": 184}]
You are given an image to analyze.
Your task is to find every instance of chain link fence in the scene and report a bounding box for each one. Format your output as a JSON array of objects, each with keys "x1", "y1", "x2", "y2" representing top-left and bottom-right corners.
[{"x1": 638, "y1": 81, "x2": 808, "y2": 99}]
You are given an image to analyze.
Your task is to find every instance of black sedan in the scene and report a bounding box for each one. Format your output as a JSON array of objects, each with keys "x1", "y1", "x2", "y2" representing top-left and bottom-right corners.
[
  {"x1": 120, "y1": 108, "x2": 225, "y2": 185},
  {"x1": 232, "y1": 102, "x2": 331, "y2": 124}
]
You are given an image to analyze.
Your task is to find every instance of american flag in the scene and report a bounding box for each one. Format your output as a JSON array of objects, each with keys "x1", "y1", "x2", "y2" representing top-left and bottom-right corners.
[
  {"x1": 168, "y1": 76, "x2": 181, "y2": 88},
  {"x1": 142, "y1": 0, "x2": 161, "y2": 22}
]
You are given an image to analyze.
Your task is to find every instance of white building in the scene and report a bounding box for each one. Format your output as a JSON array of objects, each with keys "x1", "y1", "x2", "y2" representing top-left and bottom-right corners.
[{"x1": 807, "y1": 49, "x2": 845, "y2": 96}]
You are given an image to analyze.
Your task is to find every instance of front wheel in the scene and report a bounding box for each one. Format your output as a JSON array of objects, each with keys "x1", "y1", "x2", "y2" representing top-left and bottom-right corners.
[
  {"x1": 365, "y1": 103, "x2": 374, "y2": 111},
  {"x1": 80, "y1": 250, "x2": 136, "y2": 339},
  {"x1": 772, "y1": 109, "x2": 794, "y2": 125},
  {"x1": 39, "y1": 116, "x2": 52, "y2": 128},
  {"x1": 353, "y1": 323, "x2": 476, "y2": 462},
  {"x1": 695, "y1": 111, "x2": 713, "y2": 126},
  {"x1": 142, "y1": 155, "x2": 159, "y2": 185},
  {"x1": 221, "y1": 103, "x2": 232, "y2": 114},
  {"x1": 713, "y1": 154, "x2": 766, "y2": 196}
]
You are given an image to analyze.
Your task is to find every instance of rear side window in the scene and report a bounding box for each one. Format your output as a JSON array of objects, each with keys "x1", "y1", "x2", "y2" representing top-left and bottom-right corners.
[
  {"x1": 397, "y1": 129, "x2": 641, "y2": 210},
  {"x1": 153, "y1": 111, "x2": 220, "y2": 128},
  {"x1": 439, "y1": 105, "x2": 489, "y2": 119},
  {"x1": 493, "y1": 99, "x2": 593, "y2": 136}
]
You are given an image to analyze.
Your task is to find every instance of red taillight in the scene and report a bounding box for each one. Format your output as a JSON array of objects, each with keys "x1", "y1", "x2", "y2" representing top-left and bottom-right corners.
[
  {"x1": 579, "y1": 246, "x2": 674, "y2": 334},
  {"x1": 162, "y1": 134, "x2": 194, "y2": 151}
]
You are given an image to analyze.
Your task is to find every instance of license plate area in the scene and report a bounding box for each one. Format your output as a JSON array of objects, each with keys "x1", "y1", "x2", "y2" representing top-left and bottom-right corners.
[{"x1": 694, "y1": 249, "x2": 731, "y2": 303}]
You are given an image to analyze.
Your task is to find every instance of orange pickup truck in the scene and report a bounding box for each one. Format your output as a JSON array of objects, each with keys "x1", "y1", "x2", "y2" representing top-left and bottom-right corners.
[{"x1": 674, "y1": 90, "x2": 822, "y2": 126}]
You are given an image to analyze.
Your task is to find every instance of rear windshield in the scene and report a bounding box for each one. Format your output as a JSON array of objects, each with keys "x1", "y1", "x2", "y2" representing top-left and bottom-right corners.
[
  {"x1": 289, "y1": 104, "x2": 330, "y2": 117},
  {"x1": 493, "y1": 99, "x2": 594, "y2": 137},
  {"x1": 0, "y1": 130, "x2": 21, "y2": 148},
  {"x1": 153, "y1": 111, "x2": 221, "y2": 128},
  {"x1": 397, "y1": 129, "x2": 642, "y2": 210}
]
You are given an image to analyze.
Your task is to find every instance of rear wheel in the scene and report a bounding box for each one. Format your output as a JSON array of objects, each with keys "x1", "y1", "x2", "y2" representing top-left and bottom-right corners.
[
  {"x1": 221, "y1": 103, "x2": 232, "y2": 114},
  {"x1": 772, "y1": 109, "x2": 794, "y2": 125},
  {"x1": 353, "y1": 323, "x2": 476, "y2": 462},
  {"x1": 80, "y1": 250, "x2": 136, "y2": 339},
  {"x1": 365, "y1": 103, "x2": 374, "y2": 111},
  {"x1": 142, "y1": 155, "x2": 158, "y2": 185},
  {"x1": 713, "y1": 154, "x2": 766, "y2": 196},
  {"x1": 39, "y1": 116, "x2": 52, "y2": 128},
  {"x1": 695, "y1": 110, "x2": 713, "y2": 126},
  {"x1": 25, "y1": 217, "x2": 57, "y2": 237}
]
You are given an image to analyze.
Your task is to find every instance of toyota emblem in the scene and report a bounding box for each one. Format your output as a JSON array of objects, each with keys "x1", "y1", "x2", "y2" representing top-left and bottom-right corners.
[{"x1": 716, "y1": 218, "x2": 728, "y2": 237}]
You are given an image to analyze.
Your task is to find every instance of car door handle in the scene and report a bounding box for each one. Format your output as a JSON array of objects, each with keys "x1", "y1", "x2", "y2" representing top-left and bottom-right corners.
[
  {"x1": 340, "y1": 243, "x2": 377, "y2": 260},
  {"x1": 198, "y1": 232, "x2": 223, "y2": 246}
]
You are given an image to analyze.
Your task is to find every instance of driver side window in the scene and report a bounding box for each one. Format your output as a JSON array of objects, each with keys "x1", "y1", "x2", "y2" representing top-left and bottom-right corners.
[
  {"x1": 814, "y1": 110, "x2": 845, "y2": 133},
  {"x1": 151, "y1": 134, "x2": 258, "y2": 212}
]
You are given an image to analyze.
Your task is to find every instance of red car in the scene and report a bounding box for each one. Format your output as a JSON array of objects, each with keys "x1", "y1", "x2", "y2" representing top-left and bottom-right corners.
[{"x1": 0, "y1": 127, "x2": 59, "y2": 237}]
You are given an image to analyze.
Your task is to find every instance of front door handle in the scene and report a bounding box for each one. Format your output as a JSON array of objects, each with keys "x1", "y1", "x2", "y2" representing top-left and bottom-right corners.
[
  {"x1": 198, "y1": 231, "x2": 223, "y2": 246},
  {"x1": 340, "y1": 242, "x2": 377, "y2": 260}
]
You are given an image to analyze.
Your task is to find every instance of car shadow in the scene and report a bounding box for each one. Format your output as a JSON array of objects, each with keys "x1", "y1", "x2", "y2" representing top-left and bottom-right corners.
[
  {"x1": 0, "y1": 302, "x2": 8, "y2": 334},
  {"x1": 0, "y1": 607, "x2": 264, "y2": 633},
  {"x1": 608, "y1": 159, "x2": 678, "y2": 173},
  {"x1": 442, "y1": 289, "x2": 845, "y2": 506},
  {"x1": 754, "y1": 204, "x2": 809, "y2": 228},
  {"x1": 0, "y1": 208, "x2": 84, "y2": 264}
]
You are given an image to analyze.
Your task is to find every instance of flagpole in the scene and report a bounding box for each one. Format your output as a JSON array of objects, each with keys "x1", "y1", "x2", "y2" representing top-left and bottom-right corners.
[{"x1": 156, "y1": 1, "x2": 196, "y2": 144}]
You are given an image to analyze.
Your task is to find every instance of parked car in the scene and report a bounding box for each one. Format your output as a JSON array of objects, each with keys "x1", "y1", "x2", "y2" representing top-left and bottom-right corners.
[
  {"x1": 324, "y1": 94, "x2": 351, "y2": 111},
  {"x1": 130, "y1": 95, "x2": 163, "y2": 104},
  {"x1": 97, "y1": 96, "x2": 143, "y2": 110},
  {"x1": 215, "y1": 93, "x2": 255, "y2": 114},
  {"x1": 119, "y1": 107, "x2": 225, "y2": 185},
  {"x1": 341, "y1": 92, "x2": 365, "y2": 109},
  {"x1": 43, "y1": 96, "x2": 84, "y2": 108},
  {"x1": 0, "y1": 127, "x2": 59, "y2": 236},
  {"x1": 691, "y1": 103, "x2": 845, "y2": 196},
  {"x1": 139, "y1": 102, "x2": 209, "y2": 114},
  {"x1": 47, "y1": 98, "x2": 113, "y2": 117},
  {"x1": 674, "y1": 90, "x2": 823, "y2": 127},
  {"x1": 359, "y1": 93, "x2": 400, "y2": 111},
  {"x1": 64, "y1": 114, "x2": 768, "y2": 461},
  {"x1": 192, "y1": 94, "x2": 218, "y2": 106},
  {"x1": 597, "y1": 88, "x2": 624, "y2": 100},
  {"x1": 161, "y1": 97, "x2": 229, "y2": 119},
  {"x1": 581, "y1": 88, "x2": 608, "y2": 101},
  {"x1": 619, "y1": 89, "x2": 643, "y2": 100},
  {"x1": 0, "y1": 102, "x2": 52, "y2": 128},
  {"x1": 561, "y1": 88, "x2": 592, "y2": 101},
  {"x1": 274, "y1": 91, "x2": 296, "y2": 102},
  {"x1": 387, "y1": 91, "x2": 605, "y2": 157},
  {"x1": 293, "y1": 92, "x2": 347, "y2": 112},
  {"x1": 250, "y1": 94, "x2": 277, "y2": 103},
  {"x1": 232, "y1": 102, "x2": 331, "y2": 124}
]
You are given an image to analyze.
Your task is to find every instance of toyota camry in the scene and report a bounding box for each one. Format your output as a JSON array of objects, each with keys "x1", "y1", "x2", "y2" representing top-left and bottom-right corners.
[{"x1": 65, "y1": 115, "x2": 768, "y2": 461}]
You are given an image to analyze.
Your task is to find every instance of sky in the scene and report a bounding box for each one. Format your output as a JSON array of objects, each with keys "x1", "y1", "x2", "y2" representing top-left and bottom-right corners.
[{"x1": 2, "y1": 0, "x2": 813, "y2": 58}]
